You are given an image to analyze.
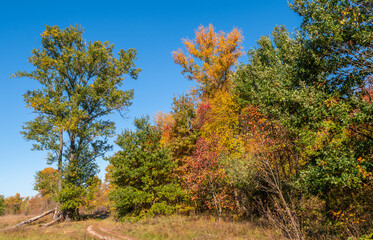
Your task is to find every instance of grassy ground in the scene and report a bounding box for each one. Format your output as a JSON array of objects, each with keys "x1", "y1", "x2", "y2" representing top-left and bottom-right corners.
[
  {"x1": 0, "y1": 214, "x2": 283, "y2": 240},
  {"x1": 0, "y1": 214, "x2": 95, "y2": 240}
]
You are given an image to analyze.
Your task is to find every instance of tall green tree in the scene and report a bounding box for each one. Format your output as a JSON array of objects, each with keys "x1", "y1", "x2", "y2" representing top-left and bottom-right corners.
[
  {"x1": 233, "y1": 6, "x2": 373, "y2": 233},
  {"x1": 13, "y1": 25, "x2": 140, "y2": 219}
]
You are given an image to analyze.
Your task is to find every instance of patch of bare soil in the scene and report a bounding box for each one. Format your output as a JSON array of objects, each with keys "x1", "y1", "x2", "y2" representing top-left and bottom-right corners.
[{"x1": 87, "y1": 224, "x2": 137, "y2": 240}]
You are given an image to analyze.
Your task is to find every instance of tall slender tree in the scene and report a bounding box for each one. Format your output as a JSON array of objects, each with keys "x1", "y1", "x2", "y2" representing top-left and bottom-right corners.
[{"x1": 13, "y1": 25, "x2": 140, "y2": 219}]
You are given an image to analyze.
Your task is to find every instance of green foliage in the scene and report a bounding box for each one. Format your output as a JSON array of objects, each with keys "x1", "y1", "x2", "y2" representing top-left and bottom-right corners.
[
  {"x1": 84, "y1": 176, "x2": 102, "y2": 210},
  {"x1": 300, "y1": 144, "x2": 369, "y2": 202},
  {"x1": 56, "y1": 184, "x2": 85, "y2": 219},
  {"x1": 290, "y1": 0, "x2": 373, "y2": 95},
  {"x1": 223, "y1": 155, "x2": 260, "y2": 213},
  {"x1": 234, "y1": 26, "x2": 348, "y2": 147},
  {"x1": 169, "y1": 94, "x2": 199, "y2": 164},
  {"x1": 108, "y1": 116, "x2": 185, "y2": 219},
  {"x1": 233, "y1": 24, "x2": 370, "y2": 171},
  {"x1": 0, "y1": 195, "x2": 4, "y2": 216}
]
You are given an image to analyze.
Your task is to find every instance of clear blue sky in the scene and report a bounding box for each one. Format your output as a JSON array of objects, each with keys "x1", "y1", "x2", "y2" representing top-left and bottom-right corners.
[{"x1": 0, "y1": 0, "x2": 301, "y2": 197}]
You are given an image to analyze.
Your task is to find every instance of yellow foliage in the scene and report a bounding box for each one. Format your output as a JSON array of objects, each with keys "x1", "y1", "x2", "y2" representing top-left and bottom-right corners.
[
  {"x1": 201, "y1": 90, "x2": 243, "y2": 157},
  {"x1": 172, "y1": 24, "x2": 243, "y2": 99}
]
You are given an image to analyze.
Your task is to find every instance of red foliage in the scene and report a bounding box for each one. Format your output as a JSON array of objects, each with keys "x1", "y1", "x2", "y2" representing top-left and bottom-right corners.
[
  {"x1": 185, "y1": 135, "x2": 234, "y2": 215},
  {"x1": 362, "y1": 76, "x2": 373, "y2": 103},
  {"x1": 193, "y1": 103, "x2": 211, "y2": 129}
]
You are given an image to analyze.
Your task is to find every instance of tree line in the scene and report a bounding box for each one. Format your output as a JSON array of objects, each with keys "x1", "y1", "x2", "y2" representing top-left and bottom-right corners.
[{"x1": 2, "y1": 0, "x2": 372, "y2": 239}]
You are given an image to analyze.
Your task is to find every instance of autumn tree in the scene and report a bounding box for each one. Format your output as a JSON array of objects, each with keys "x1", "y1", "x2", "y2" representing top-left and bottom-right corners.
[
  {"x1": 34, "y1": 167, "x2": 59, "y2": 199},
  {"x1": 171, "y1": 25, "x2": 248, "y2": 216},
  {"x1": 200, "y1": 90, "x2": 244, "y2": 157},
  {"x1": 4, "y1": 193, "x2": 27, "y2": 214},
  {"x1": 172, "y1": 24, "x2": 243, "y2": 98},
  {"x1": 154, "y1": 111, "x2": 176, "y2": 146},
  {"x1": 185, "y1": 135, "x2": 235, "y2": 217},
  {"x1": 13, "y1": 25, "x2": 140, "y2": 220},
  {"x1": 156, "y1": 94, "x2": 198, "y2": 166}
]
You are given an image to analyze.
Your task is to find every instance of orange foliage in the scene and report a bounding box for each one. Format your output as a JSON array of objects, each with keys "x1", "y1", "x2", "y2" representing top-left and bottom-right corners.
[
  {"x1": 239, "y1": 106, "x2": 268, "y2": 154},
  {"x1": 240, "y1": 106, "x2": 299, "y2": 178},
  {"x1": 154, "y1": 111, "x2": 176, "y2": 146},
  {"x1": 172, "y1": 24, "x2": 243, "y2": 98},
  {"x1": 4, "y1": 193, "x2": 28, "y2": 214}
]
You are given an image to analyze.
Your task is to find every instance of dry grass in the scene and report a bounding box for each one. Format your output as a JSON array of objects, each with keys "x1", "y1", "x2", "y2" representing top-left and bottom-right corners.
[
  {"x1": 0, "y1": 215, "x2": 95, "y2": 240},
  {"x1": 0, "y1": 214, "x2": 283, "y2": 240},
  {"x1": 101, "y1": 215, "x2": 283, "y2": 240}
]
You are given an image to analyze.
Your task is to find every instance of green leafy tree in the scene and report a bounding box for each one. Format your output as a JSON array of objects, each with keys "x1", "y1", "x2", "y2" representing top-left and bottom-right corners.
[
  {"x1": 233, "y1": 18, "x2": 372, "y2": 236},
  {"x1": 168, "y1": 94, "x2": 198, "y2": 166},
  {"x1": 290, "y1": 0, "x2": 373, "y2": 140},
  {"x1": 288, "y1": 1, "x2": 373, "y2": 232},
  {"x1": 108, "y1": 116, "x2": 185, "y2": 218},
  {"x1": 290, "y1": 0, "x2": 373, "y2": 93},
  {"x1": 13, "y1": 25, "x2": 140, "y2": 219}
]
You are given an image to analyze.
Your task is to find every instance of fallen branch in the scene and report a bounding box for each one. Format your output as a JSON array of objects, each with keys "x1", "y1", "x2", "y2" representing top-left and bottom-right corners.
[
  {"x1": 42, "y1": 216, "x2": 63, "y2": 227},
  {"x1": 8, "y1": 208, "x2": 56, "y2": 230}
]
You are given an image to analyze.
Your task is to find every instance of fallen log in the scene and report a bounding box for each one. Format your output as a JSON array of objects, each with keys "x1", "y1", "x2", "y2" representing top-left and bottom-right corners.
[{"x1": 9, "y1": 208, "x2": 56, "y2": 229}]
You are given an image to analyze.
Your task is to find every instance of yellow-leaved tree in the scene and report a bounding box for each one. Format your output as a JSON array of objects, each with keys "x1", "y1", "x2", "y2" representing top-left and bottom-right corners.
[
  {"x1": 200, "y1": 90, "x2": 244, "y2": 158},
  {"x1": 172, "y1": 24, "x2": 243, "y2": 99}
]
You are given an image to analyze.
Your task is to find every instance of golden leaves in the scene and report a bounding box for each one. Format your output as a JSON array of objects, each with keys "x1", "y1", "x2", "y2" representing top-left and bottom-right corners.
[
  {"x1": 200, "y1": 90, "x2": 243, "y2": 158},
  {"x1": 154, "y1": 111, "x2": 176, "y2": 146},
  {"x1": 172, "y1": 24, "x2": 243, "y2": 98}
]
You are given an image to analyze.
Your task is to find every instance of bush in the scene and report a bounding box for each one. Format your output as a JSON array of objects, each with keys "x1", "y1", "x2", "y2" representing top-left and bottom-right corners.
[
  {"x1": 0, "y1": 195, "x2": 4, "y2": 216},
  {"x1": 108, "y1": 116, "x2": 185, "y2": 219}
]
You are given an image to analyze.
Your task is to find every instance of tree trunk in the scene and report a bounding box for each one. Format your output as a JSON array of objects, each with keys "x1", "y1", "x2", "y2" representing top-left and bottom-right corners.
[
  {"x1": 61, "y1": 133, "x2": 77, "y2": 221},
  {"x1": 53, "y1": 128, "x2": 64, "y2": 221},
  {"x1": 58, "y1": 128, "x2": 63, "y2": 193},
  {"x1": 69, "y1": 134, "x2": 76, "y2": 163},
  {"x1": 9, "y1": 208, "x2": 55, "y2": 229}
]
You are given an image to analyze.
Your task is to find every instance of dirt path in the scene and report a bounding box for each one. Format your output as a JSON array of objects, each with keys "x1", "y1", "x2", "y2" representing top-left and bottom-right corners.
[{"x1": 87, "y1": 225, "x2": 137, "y2": 240}]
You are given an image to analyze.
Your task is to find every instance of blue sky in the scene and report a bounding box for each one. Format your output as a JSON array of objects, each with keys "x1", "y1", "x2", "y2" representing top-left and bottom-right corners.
[{"x1": 0, "y1": 0, "x2": 301, "y2": 197}]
